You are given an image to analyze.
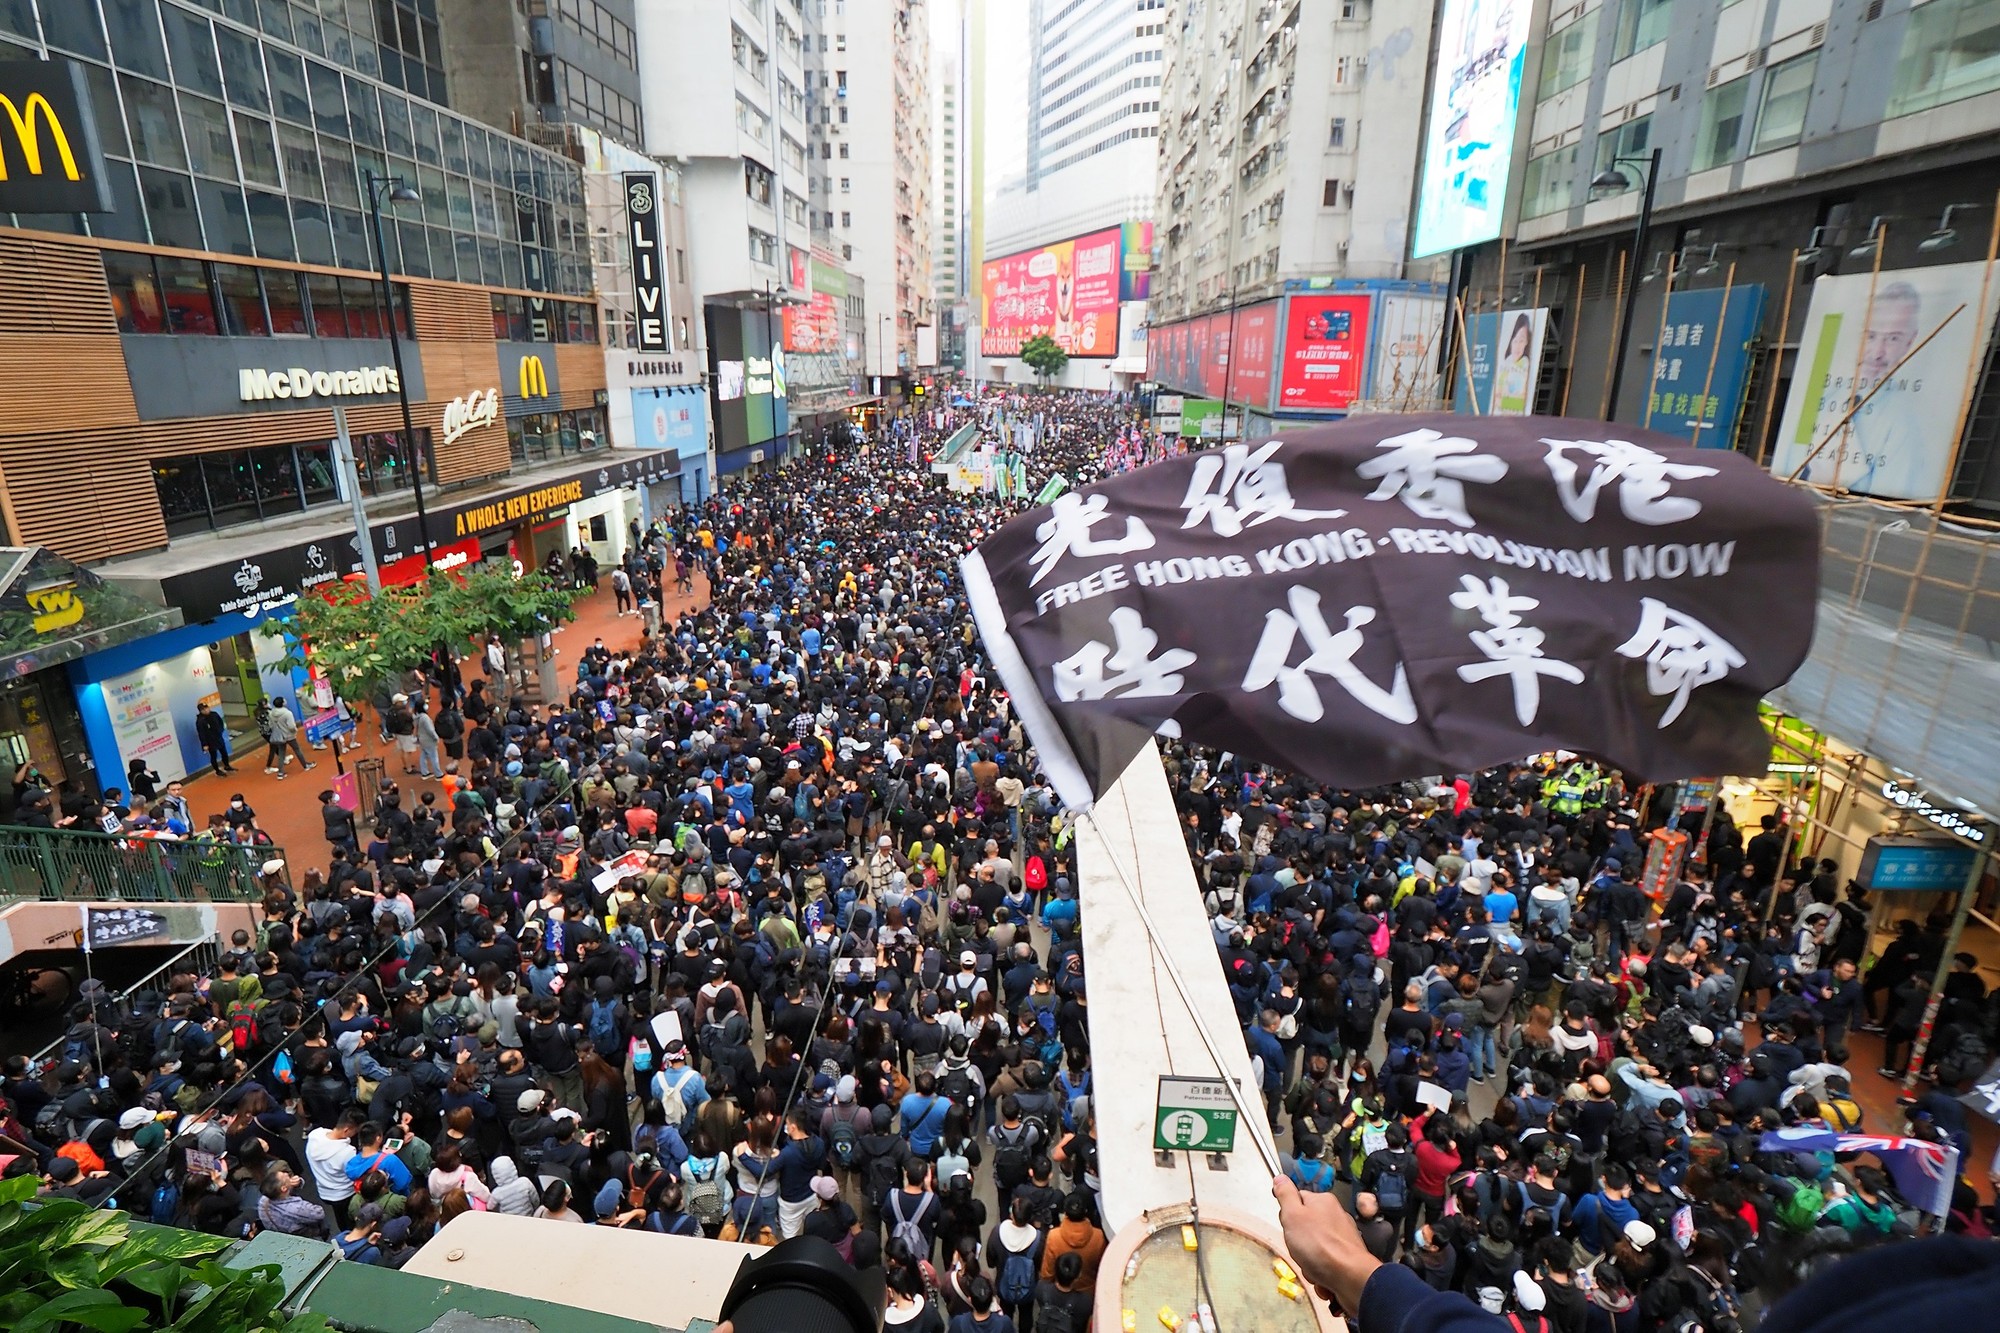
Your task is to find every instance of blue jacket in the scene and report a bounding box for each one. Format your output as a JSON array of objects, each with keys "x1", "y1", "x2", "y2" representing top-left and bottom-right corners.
[{"x1": 1246, "y1": 1025, "x2": 1285, "y2": 1092}]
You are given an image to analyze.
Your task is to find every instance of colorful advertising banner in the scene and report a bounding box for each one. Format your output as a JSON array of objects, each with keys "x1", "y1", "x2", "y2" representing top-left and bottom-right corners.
[
  {"x1": 981, "y1": 227, "x2": 1123, "y2": 358},
  {"x1": 1179, "y1": 398, "x2": 1225, "y2": 439},
  {"x1": 1769, "y1": 261, "x2": 2000, "y2": 499},
  {"x1": 1369, "y1": 293, "x2": 1448, "y2": 408},
  {"x1": 1199, "y1": 312, "x2": 1232, "y2": 400},
  {"x1": 1643, "y1": 285, "x2": 1767, "y2": 447},
  {"x1": 1278, "y1": 294, "x2": 1373, "y2": 410},
  {"x1": 1411, "y1": 0, "x2": 1534, "y2": 259},
  {"x1": 1120, "y1": 221, "x2": 1155, "y2": 302},
  {"x1": 1454, "y1": 308, "x2": 1550, "y2": 416},
  {"x1": 783, "y1": 258, "x2": 847, "y2": 353}
]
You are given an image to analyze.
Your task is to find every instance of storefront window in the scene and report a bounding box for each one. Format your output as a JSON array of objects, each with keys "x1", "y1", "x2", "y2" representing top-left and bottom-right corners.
[
  {"x1": 355, "y1": 429, "x2": 436, "y2": 494},
  {"x1": 492, "y1": 292, "x2": 530, "y2": 341},
  {"x1": 264, "y1": 269, "x2": 309, "y2": 335},
  {"x1": 106, "y1": 251, "x2": 167, "y2": 333},
  {"x1": 154, "y1": 457, "x2": 210, "y2": 536},
  {"x1": 307, "y1": 271, "x2": 349, "y2": 337},
  {"x1": 205, "y1": 450, "x2": 261, "y2": 527},
  {"x1": 509, "y1": 408, "x2": 605, "y2": 464},
  {"x1": 214, "y1": 263, "x2": 270, "y2": 337},
  {"x1": 149, "y1": 436, "x2": 428, "y2": 533},
  {"x1": 299, "y1": 441, "x2": 338, "y2": 505},
  {"x1": 343, "y1": 275, "x2": 386, "y2": 338},
  {"x1": 155, "y1": 255, "x2": 218, "y2": 334}
]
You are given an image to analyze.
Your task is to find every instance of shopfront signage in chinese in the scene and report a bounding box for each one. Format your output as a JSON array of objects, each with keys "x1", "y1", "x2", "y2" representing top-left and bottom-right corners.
[
  {"x1": 1857, "y1": 835, "x2": 1983, "y2": 892},
  {"x1": 1881, "y1": 780, "x2": 1988, "y2": 844},
  {"x1": 0, "y1": 59, "x2": 115, "y2": 214},
  {"x1": 440, "y1": 388, "x2": 500, "y2": 445}
]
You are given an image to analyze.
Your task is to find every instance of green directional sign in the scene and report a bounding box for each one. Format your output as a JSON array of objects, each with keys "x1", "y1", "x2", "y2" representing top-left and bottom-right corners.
[{"x1": 1154, "y1": 1076, "x2": 1239, "y2": 1154}]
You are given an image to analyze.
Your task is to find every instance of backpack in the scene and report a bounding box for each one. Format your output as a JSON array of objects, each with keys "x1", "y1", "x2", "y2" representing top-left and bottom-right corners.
[
  {"x1": 227, "y1": 999, "x2": 262, "y2": 1053},
  {"x1": 938, "y1": 1067, "x2": 976, "y2": 1113},
  {"x1": 1824, "y1": 1094, "x2": 1864, "y2": 1132},
  {"x1": 1518, "y1": 1180, "x2": 1567, "y2": 1230},
  {"x1": 655, "y1": 1068, "x2": 693, "y2": 1126},
  {"x1": 1373, "y1": 1153, "x2": 1409, "y2": 1212},
  {"x1": 1055, "y1": 1070, "x2": 1091, "y2": 1132},
  {"x1": 149, "y1": 1177, "x2": 181, "y2": 1225},
  {"x1": 1287, "y1": 1157, "x2": 1336, "y2": 1193},
  {"x1": 863, "y1": 1141, "x2": 905, "y2": 1207},
  {"x1": 935, "y1": 1143, "x2": 971, "y2": 1189},
  {"x1": 887, "y1": 1188, "x2": 934, "y2": 1255},
  {"x1": 992, "y1": 1122, "x2": 1034, "y2": 1188},
  {"x1": 1343, "y1": 975, "x2": 1381, "y2": 1028},
  {"x1": 588, "y1": 997, "x2": 622, "y2": 1054},
  {"x1": 999, "y1": 1241, "x2": 1040, "y2": 1306},
  {"x1": 1774, "y1": 1178, "x2": 1829, "y2": 1233},
  {"x1": 828, "y1": 1110, "x2": 863, "y2": 1170},
  {"x1": 681, "y1": 1154, "x2": 727, "y2": 1226}
]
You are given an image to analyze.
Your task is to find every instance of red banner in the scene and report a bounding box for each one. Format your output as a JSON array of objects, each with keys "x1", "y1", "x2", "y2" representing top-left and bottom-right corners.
[
  {"x1": 377, "y1": 538, "x2": 482, "y2": 588},
  {"x1": 783, "y1": 292, "x2": 841, "y2": 353},
  {"x1": 1228, "y1": 302, "x2": 1281, "y2": 410},
  {"x1": 1278, "y1": 293, "x2": 1373, "y2": 410},
  {"x1": 1201, "y1": 313, "x2": 1231, "y2": 400}
]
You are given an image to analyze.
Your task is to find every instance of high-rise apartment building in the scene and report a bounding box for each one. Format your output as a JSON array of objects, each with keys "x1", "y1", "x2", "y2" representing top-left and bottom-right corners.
[
  {"x1": 984, "y1": 0, "x2": 1161, "y2": 262},
  {"x1": 1150, "y1": 0, "x2": 1434, "y2": 323},
  {"x1": 436, "y1": 0, "x2": 644, "y2": 149},
  {"x1": 933, "y1": 0, "x2": 967, "y2": 366},
  {"x1": 804, "y1": 0, "x2": 933, "y2": 383}
]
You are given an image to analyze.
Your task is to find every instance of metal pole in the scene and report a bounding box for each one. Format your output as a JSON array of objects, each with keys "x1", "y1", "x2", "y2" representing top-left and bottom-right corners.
[
  {"x1": 1899, "y1": 847, "x2": 1990, "y2": 1095},
  {"x1": 1604, "y1": 148, "x2": 1660, "y2": 422},
  {"x1": 365, "y1": 170, "x2": 434, "y2": 561},
  {"x1": 332, "y1": 405, "x2": 382, "y2": 592}
]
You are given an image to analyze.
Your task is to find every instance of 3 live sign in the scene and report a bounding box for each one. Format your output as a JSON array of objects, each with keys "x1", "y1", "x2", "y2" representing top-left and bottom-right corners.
[
  {"x1": 0, "y1": 59, "x2": 115, "y2": 213},
  {"x1": 1154, "y1": 1076, "x2": 1238, "y2": 1153},
  {"x1": 1857, "y1": 835, "x2": 1983, "y2": 892}
]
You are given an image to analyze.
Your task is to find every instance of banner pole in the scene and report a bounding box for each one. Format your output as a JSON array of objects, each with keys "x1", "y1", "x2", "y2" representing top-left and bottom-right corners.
[
  {"x1": 1830, "y1": 223, "x2": 1889, "y2": 493},
  {"x1": 1560, "y1": 262, "x2": 1586, "y2": 416},
  {"x1": 1754, "y1": 252, "x2": 1801, "y2": 468},
  {"x1": 1687, "y1": 263, "x2": 1737, "y2": 450},
  {"x1": 1600, "y1": 249, "x2": 1629, "y2": 419},
  {"x1": 1641, "y1": 252, "x2": 1679, "y2": 429},
  {"x1": 1487, "y1": 238, "x2": 1510, "y2": 414},
  {"x1": 1452, "y1": 296, "x2": 1483, "y2": 416},
  {"x1": 1930, "y1": 188, "x2": 2000, "y2": 512}
]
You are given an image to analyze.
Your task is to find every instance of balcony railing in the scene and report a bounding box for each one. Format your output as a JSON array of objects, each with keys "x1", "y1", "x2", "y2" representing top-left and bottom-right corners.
[{"x1": 0, "y1": 826, "x2": 275, "y2": 904}]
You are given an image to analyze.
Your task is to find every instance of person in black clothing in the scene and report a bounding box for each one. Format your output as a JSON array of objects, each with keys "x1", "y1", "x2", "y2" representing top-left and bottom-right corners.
[{"x1": 195, "y1": 700, "x2": 233, "y2": 775}]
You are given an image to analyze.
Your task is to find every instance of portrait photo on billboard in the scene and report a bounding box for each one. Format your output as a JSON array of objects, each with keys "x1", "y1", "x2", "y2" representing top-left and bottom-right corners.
[
  {"x1": 981, "y1": 227, "x2": 1123, "y2": 358},
  {"x1": 1454, "y1": 308, "x2": 1550, "y2": 417},
  {"x1": 1768, "y1": 260, "x2": 2000, "y2": 500},
  {"x1": 1410, "y1": 0, "x2": 1534, "y2": 259}
]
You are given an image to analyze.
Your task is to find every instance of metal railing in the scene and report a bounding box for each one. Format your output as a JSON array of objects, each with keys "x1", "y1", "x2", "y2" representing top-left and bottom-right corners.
[
  {"x1": 28, "y1": 937, "x2": 223, "y2": 1067},
  {"x1": 0, "y1": 825, "x2": 275, "y2": 904}
]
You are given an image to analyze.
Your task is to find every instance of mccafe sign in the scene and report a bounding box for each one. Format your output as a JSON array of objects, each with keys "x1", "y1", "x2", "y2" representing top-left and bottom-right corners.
[
  {"x1": 441, "y1": 388, "x2": 500, "y2": 444},
  {"x1": 240, "y1": 364, "x2": 401, "y2": 402}
]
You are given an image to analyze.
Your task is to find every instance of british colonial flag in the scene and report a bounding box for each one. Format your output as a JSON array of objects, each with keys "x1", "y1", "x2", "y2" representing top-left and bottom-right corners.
[{"x1": 1759, "y1": 1127, "x2": 1959, "y2": 1216}]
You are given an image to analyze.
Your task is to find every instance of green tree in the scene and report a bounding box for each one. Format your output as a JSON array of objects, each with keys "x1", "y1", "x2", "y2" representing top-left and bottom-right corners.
[
  {"x1": 259, "y1": 566, "x2": 580, "y2": 716},
  {"x1": 0, "y1": 1174, "x2": 330, "y2": 1333},
  {"x1": 1018, "y1": 333, "x2": 1069, "y2": 383}
]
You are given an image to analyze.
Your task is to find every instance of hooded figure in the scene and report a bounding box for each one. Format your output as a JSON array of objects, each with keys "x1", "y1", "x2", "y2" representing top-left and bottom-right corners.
[{"x1": 488, "y1": 1156, "x2": 539, "y2": 1215}]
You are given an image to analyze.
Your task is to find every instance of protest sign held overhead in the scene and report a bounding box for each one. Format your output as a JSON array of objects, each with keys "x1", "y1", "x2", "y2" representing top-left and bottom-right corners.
[{"x1": 961, "y1": 415, "x2": 1820, "y2": 811}]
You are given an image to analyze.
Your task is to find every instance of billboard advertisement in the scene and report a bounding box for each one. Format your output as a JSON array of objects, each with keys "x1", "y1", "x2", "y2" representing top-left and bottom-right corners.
[
  {"x1": 783, "y1": 257, "x2": 847, "y2": 353},
  {"x1": 981, "y1": 227, "x2": 1123, "y2": 358},
  {"x1": 1644, "y1": 285, "x2": 1767, "y2": 447},
  {"x1": 1410, "y1": 0, "x2": 1534, "y2": 259},
  {"x1": 1199, "y1": 312, "x2": 1232, "y2": 400},
  {"x1": 1120, "y1": 221, "x2": 1154, "y2": 302},
  {"x1": 1277, "y1": 293, "x2": 1373, "y2": 410},
  {"x1": 708, "y1": 305, "x2": 788, "y2": 455},
  {"x1": 1454, "y1": 308, "x2": 1550, "y2": 416},
  {"x1": 1370, "y1": 293, "x2": 1448, "y2": 408},
  {"x1": 1229, "y1": 301, "x2": 1281, "y2": 411},
  {"x1": 1769, "y1": 261, "x2": 2000, "y2": 499}
]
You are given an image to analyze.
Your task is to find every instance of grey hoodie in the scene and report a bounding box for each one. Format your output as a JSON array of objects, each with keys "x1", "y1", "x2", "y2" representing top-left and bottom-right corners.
[{"x1": 488, "y1": 1156, "x2": 539, "y2": 1216}]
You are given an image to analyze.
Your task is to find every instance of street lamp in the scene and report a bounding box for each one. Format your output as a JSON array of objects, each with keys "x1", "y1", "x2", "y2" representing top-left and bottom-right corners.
[
  {"x1": 1589, "y1": 146, "x2": 1661, "y2": 423},
  {"x1": 363, "y1": 169, "x2": 435, "y2": 561}
]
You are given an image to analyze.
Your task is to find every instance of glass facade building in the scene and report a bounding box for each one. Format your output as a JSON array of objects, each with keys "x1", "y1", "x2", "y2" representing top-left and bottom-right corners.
[{"x1": 0, "y1": 0, "x2": 591, "y2": 295}]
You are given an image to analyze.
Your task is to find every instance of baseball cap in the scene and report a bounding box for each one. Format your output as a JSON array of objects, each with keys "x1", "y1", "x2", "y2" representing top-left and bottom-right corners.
[
  {"x1": 1513, "y1": 1272, "x2": 1547, "y2": 1313},
  {"x1": 118, "y1": 1107, "x2": 155, "y2": 1131},
  {"x1": 1477, "y1": 1287, "x2": 1507, "y2": 1314},
  {"x1": 517, "y1": 1089, "x2": 547, "y2": 1113},
  {"x1": 960, "y1": 950, "x2": 976, "y2": 967},
  {"x1": 1623, "y1": 1219, "x2": 1658, "y2": 1251},
  {"x1": 836, "y1": 1075, "x2": 857, "y2": 1103},
  {"x1": 812, "y1": 1175, "x2": 841, "y2": 1201}
]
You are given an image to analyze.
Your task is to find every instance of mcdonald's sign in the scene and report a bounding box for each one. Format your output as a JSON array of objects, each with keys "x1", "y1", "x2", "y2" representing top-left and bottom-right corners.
[
  {"x1": 0, "y1": 60, "x2": 113, "y2": 214},
  {"x1": 518, "y1": 353, "x2": 551, "y2": 399}
]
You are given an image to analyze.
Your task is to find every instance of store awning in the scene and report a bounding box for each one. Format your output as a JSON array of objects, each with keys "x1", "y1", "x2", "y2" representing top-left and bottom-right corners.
[{"x1": 0, "y1": 548, "x2": 182, "y2": 678}]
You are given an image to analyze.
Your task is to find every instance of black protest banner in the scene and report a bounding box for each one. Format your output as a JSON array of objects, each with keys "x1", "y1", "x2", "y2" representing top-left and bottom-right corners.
[
  {"x1": 85, "y1": 906, "x2": 170, "y2": 951},
  {"x1": 961, "y1": 415, "x2": 1820, "y2": 810}
]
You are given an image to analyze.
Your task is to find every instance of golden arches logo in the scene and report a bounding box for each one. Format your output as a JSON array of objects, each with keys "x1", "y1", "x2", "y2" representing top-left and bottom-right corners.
[
  {"x1": 518, "y1": 354, "x2": 550, "y2": 398},
  {"x1": 0, "y1": 93, "x2": 81, "y2": 183}
]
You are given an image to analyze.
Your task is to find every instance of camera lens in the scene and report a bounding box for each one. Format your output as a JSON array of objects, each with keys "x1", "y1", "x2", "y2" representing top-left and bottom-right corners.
[{"x1": 717, "y1": 1236, "x2": 884, "y2": 1333}]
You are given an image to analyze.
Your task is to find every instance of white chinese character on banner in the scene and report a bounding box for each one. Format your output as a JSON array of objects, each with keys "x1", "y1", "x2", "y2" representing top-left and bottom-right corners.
[
  {"x1": 1029, "y1": 491, "x2": 1156, "y2": 585},
  {"x1": 1449, "y1": 575, "x2": 1585, "y2": 726},
  {"x1": 1355, "y1": 429, "x2": 1510, "y2": 529},
  {"x1": 1242, "y1": 586, "x2": 1417, "y2": 724},
  {"x1": 1180, "y1": 441, "x2": 1347, "y2": 537},
  {"x1": 1616, "y1": 597, "x2": 1747, "y2": 725},
  {"x1": 1542, "y1": 437, "x2": 1719, "y2": 526},
  {"x1": 1052, "y1": 606, "x2": 1197, "y2": 702}
]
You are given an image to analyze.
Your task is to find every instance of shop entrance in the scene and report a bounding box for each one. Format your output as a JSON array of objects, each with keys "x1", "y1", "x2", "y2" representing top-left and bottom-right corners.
[
  {"x1": 207, "y1": 631, "x2": 273, "y2": 753},
  {"x1": 0, "y1": 675, "x2": 70, "y2": 788}
]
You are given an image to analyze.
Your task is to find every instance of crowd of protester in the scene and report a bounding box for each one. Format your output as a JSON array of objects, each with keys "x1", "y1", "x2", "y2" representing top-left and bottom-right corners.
[{"x1": 3, "y1": 386, "x2": 1996, "y2": 1333}]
